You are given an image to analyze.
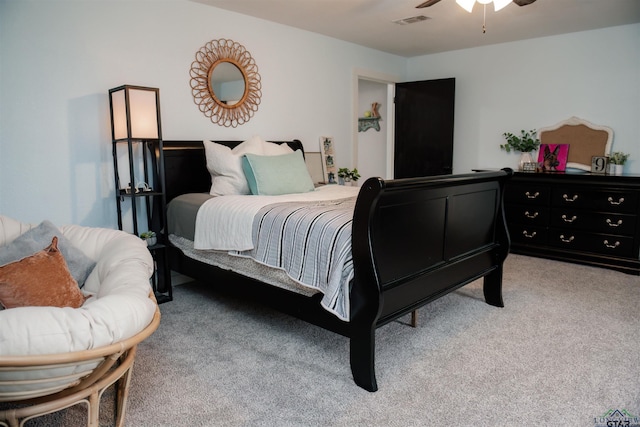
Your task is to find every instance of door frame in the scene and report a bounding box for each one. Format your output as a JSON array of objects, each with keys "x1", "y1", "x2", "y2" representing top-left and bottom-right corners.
[{"x1": 352, "y1": 68, "x2": 400, "y2": 180}]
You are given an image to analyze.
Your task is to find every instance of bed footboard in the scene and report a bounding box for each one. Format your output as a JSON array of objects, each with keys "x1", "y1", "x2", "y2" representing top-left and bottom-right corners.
[{"x1": 350, "y1": 169, "x2": 513, "y2": 392}]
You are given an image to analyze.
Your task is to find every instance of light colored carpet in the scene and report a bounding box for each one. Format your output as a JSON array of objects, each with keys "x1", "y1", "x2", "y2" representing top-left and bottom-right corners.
[{"x1": 5, "y1": 254, "x2": 640, "y2": 426}]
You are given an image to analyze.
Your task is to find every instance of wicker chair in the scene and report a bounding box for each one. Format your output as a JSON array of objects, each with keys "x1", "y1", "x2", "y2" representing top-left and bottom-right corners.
[
  {"x1": 0, "y1": 217, "x2": 160, "y2": 427},
  {"x1": 0, "y1": 303, "x2": 159, "y2": 427}
]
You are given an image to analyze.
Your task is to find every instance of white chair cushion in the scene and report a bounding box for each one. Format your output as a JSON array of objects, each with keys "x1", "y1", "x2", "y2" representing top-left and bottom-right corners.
[{"x1": 0, "y1": 216, "x2": 156, "y2": 356}]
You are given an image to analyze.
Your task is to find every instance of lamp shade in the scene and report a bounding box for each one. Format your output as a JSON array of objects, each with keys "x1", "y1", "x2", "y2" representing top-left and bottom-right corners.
[
  {"x1": 456, "y1": 0, "x2": 512, "y2": 12},
  {"x1": 109, "y1": 85, "x2": 161, "y2": 140}
]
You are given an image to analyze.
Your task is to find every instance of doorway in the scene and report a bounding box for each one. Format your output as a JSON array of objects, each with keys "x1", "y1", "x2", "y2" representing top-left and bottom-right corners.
[
  {"x1": 353, "y1": 73, "x2": 455, "y2": 181},
  {"x1": 354, "y1": 69, "x2": 398, "y2": 182},
  {"x1": 357, "y1": 80, "x2": 389, "y2": 181}
]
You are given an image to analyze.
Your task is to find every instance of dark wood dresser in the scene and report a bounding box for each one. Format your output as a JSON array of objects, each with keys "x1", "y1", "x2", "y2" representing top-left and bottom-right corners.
[{"x1": 504, "y1": 172, "x2": 640, "y2": 275}]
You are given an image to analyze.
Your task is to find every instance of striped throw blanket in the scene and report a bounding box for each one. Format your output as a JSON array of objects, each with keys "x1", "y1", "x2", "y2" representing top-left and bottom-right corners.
[{"x1": 235, "y1": 198, "x2": 356, "y2": 321}]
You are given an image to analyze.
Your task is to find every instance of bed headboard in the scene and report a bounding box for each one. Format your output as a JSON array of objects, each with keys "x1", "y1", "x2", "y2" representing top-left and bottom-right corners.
[
  {"x1": 538, "y1": 116, "x2": 613, "y2": 171},
  {"x1": 162, "y1": 139, "x2": 304, "y2": 203}
]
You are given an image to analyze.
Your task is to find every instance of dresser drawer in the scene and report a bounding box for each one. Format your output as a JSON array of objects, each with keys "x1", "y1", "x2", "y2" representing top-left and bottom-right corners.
[
  {"x1": 508, "y1": 225, "x2": 548, "y2": 246},
  {"x1": 505, "y1": 184, "x2": 550, "y2": 206},
  {"x1": 506, "y1": 204, "x2": 550, "y2": 226},
  {"x1": 552, "y1": 187, "x2": 638, "y2": 213},
  {"x1": 550, "y1": 209, "x2": 636, "y2": 236},
  {"x1": 547, "y1": 229, "x2": 635, "y2": 257}
]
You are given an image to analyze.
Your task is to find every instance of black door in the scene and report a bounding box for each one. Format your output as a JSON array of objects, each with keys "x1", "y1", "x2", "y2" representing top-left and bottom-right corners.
[{"x1": 394, "y1": 78, "x2": 455, "y2": 178}]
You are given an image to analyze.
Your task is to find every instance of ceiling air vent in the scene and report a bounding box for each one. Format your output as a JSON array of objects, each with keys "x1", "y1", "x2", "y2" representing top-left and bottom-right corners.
[{"x1": 392, "y1": 15, "x2": 430, "y2": 25}]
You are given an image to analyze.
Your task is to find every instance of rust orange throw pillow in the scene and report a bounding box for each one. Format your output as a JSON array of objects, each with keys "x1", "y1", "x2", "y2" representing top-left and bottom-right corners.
[{"x1": 0, "y1": 237, "x2": 87, "y2": 309}]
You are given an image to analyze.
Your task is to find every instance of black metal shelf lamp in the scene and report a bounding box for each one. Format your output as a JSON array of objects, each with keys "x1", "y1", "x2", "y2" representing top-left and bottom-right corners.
[
  {"x1": 108, "y1": 85, "x2": 172, "y2": 303},
  {"x1": 108, "y1": 85, "x2": 164, "y2": 235}
]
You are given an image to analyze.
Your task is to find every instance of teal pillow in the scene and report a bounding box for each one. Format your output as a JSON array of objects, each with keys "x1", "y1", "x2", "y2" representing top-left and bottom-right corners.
[{"x1": 242, "y1": 150, "x2": 315, "y2": 195}]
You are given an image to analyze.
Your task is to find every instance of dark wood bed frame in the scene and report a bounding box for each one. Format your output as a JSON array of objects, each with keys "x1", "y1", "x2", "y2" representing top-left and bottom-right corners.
[{"x1": 162, "y1": 139, "x2": 513, "y2": 392}]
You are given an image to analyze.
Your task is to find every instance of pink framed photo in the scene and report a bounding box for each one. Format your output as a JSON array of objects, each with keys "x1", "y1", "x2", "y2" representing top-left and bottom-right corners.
[{"x1": 538, "y1": 144, "x2": 569, "y2": 172}]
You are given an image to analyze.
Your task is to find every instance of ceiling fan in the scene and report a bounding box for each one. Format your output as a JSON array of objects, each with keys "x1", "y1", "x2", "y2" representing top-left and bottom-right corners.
[
  {"x1": 416, "y1": 0, "x2": 537, "y2": 32},
  {"x1": 417, "y1": 0, "x2": 537, "y2": 10}
]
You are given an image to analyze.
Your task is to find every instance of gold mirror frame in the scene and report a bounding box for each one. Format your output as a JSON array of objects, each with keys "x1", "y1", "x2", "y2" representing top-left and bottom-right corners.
[{"x1": 190, "y1": 39, "x2": 262, "y2": 128}]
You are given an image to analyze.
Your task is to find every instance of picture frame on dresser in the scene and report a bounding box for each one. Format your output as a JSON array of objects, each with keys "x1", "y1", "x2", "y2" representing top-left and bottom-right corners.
[
  {"x1": 591, "y1": 156, "x2": 608, "y2": 174},
  {"x1": 537, "y1": 144, "x2": 569, "y2": 172}
]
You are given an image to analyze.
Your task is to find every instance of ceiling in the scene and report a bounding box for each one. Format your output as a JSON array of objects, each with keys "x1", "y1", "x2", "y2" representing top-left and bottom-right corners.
[{"x1": 190, "y1": 0, "x2": 640, "y2": 57}]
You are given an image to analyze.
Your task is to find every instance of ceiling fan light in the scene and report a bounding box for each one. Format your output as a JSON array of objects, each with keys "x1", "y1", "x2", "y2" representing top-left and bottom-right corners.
[
  {"x1": 493, "y1": 0, "x2": 512, "y2": 11},
  {"x1": 477, "y1": 0, "x2": 492, "y2": 4},
  {"x1": 456, "y1": 0, "x2": 476, "y2": 13}
]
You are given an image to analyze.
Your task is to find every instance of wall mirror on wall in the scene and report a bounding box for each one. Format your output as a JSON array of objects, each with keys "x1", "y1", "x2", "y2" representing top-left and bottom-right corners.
[{"x1": 190, "y1": 38, "x2": 261, "y2": 128}]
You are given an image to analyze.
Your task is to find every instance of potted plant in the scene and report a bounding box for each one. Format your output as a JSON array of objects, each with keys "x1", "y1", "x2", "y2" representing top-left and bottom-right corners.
[
  {"x1": 140, "y1": 231, "x2": 157, "y2": 246},
  {"x1": 608, "y1": 151, "x2": 630, "y2": 175},
  {"x1": 500, "y1": 129, "x2": 541, "y2": 171},
  {"x1": 337, "y1": 168, "x2": 361, "y2": 185}
]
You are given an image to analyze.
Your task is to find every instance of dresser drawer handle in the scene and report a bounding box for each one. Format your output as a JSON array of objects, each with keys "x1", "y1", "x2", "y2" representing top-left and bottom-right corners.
[
  {"x1": 606, "y1": 218, "x2": 623, "y2": 227},
  {"x1": 522, "y1": 231, "x2": 537, "y2": 238},
  {"x1": 561, "y1": 214, "x2": 577, "y2": 223},
  {"x1": 525, "y1": 191, "x2": 540, "y2": 199},
  {"x1": 607, "y1": 196, "x2": 625, "y2": 206},
  {"x1": 603, "y1": 240, "x2": 620, "y2": 249},
  {"x1": 524, "y1": 211, "x2": 539, "y2": 219},
  {"x1": 559, "y1": 234, "x2": 574, "y2": 243},
  {"x1": 562, "y1": 194, "x2": 579, "y2": 202}
]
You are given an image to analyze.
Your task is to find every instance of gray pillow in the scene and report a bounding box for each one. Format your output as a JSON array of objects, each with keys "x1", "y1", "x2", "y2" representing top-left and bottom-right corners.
[{"x1": 0, "y1": 220, "x2": 95, "y2": 287}]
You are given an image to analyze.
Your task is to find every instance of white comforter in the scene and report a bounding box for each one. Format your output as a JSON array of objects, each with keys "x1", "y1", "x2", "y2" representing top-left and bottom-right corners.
[{"x1": 194, "y1": 185, "x2": 359, "y2": 251}]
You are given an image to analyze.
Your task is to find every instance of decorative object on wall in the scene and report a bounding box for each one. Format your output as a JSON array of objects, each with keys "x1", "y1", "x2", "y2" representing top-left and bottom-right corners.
[
  {"x1": 358, "y1": 118, "x2": 380, "y2": 132},
  {"x1": 538, "y1": 116, "x2": 613, "y2": 171},
  {"x1": 189, "y1": 38, "x2": 262, "y2": 128},
  {"x1": 358, "y1": 102, "x2": 382, "y2": 132},
  {"x1": 320, "y1": 136, "x2": 337, "y2": 184},
  {"x1": 537, "y1": 144, "x2": 569, "y2": 172},
  {"x1": 500, "y1": 129, "x2": 540, "y2": 171},
  {"x1": 371, "y1": 102, "x2": 381, "y2": 118}
]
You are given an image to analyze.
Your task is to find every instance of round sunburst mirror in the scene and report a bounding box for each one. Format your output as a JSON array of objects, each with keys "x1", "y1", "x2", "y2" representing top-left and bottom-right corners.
[{"x1": 189, "y1": 39, "x2": 262, "y2": 128}]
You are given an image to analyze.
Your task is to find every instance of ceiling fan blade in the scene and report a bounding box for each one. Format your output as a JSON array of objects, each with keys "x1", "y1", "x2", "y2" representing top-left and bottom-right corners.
[
  {"x1": 513, "y1": 0, "x2": 537, "y2": 6},
  {"x1": 416, "y1": 0, "x2": 442, "y2": 8}
]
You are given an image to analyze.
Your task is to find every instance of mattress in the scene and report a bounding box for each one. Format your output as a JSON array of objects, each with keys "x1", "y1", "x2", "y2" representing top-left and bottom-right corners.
[
  {"x1": 167, "y1": 193, "x2": 213, "y2": 241},
  {"x1": 168, "y1": 187, "x2": 358, "y2": 319},
  {"x1": 167, "y1": 194, "x2": 318, "y2": 297}
]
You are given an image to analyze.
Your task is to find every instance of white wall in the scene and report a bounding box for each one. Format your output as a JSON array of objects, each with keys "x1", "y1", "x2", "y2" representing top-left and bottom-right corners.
[
  {"x1": 407, "y1": 23, "x2": 640, "y2": 175},
  {"x1": 0, "y1": 0, "x2": 406, "y2": 227},
  {"x1": 2, "y1": 0, "x2": 638, "y2": 229}
]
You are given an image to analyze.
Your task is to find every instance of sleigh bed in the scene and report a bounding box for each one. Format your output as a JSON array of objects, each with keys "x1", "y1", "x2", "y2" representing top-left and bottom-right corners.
[{"x1": 162, "y1": 139, "x2": 512, "y2": 392}]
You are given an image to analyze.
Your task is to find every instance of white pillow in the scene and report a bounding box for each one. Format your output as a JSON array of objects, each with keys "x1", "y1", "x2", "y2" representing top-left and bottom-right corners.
[
  {"x1": 204, "y1": 137, "x2": 264, "y2": 196},
  {"x1": 204, "y1": 136, "x2": 296, "y2": 196},
  {"x1": 262, "y1": 141, "x2": 293, "y2": 156}
]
